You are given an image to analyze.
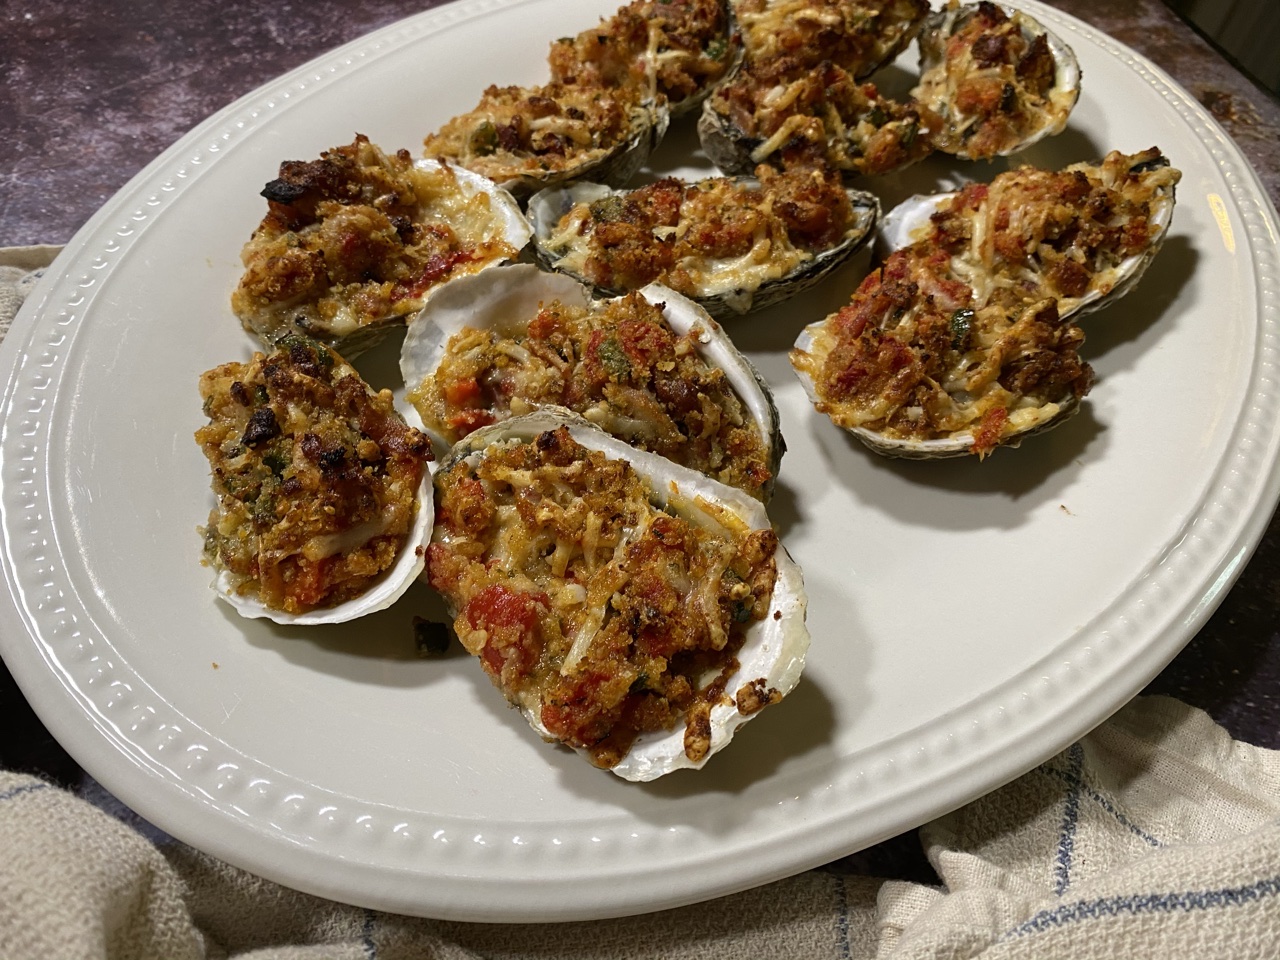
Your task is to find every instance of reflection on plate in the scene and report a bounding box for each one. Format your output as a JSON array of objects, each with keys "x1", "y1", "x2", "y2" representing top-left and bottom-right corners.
[{"x1": 1, "y1": 0, "x2": 1278, "y2": 923}]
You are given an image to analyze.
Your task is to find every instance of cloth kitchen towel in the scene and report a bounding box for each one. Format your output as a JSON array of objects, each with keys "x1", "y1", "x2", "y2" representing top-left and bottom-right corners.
[
  {"x1": 4, "y1": 695, "x2": 1280, "y2": 959},
  {"x1": 4, "y1": 251, "x2": 1280, "y2": 957}
]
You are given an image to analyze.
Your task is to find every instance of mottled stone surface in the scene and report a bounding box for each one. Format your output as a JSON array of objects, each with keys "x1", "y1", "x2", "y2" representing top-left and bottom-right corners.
[{"x1": 2, "y1": 0, "x2": 1279, "y2": 887}]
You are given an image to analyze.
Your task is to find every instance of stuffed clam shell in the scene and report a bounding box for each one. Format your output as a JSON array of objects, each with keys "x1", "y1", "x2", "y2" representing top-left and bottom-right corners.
[
  {"x1": 400, "y1": 263, "x2": 783, "y2": 500},
  {"x1": 526, "y1": 168, "x2": 879, "y2": 319},
  {"x1": 911, "y1": 1, "x2": 1081, "y2": 160},
  {"x1": 231, "y1": 137, "x2": 531, "y2": 358},
  {"x1": 425, "y1": 409, "x2": 809, "y2": 780},
  {"x1": 196, "y1": 337, "x2": 434, "y2": 624}
]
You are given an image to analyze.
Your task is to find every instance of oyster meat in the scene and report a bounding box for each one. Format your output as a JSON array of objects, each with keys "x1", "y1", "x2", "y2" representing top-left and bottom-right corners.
[
  {"x1": 422, "y1": 80, "x2": 669, "y2": 202},
  {"x1": 911, "y1": 0, "x2": 1081, "y2": 160},
  {"x1": 425, "y1": 410, "x2": 809, "y2": 780},
  {"x1": 230, "y1": 136, "x2": 530, "y2": 357},
  {"x1": 195, "y1": 336, "x2": 434, "y2": 624},
  {"x1": 400, "y1": 263, "x2": 783, "y2": 500},
  {"x1": 791, "y1": 149, "x2": 1181, "y2": 458},
  {"x1": 526, "y1": 165, "x2": 879, "y2": 319},
  {"x1": 547, "y1": 0, "x2": 741, "y2": 118}
]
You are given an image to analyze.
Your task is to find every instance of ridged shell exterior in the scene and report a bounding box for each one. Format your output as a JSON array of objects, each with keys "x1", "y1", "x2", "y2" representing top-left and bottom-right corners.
[
  {"x1": 399, "y1": 263, "x2": 785, "y2": 497},
  {"x1": 525, "y1": 177, "x2": 879, "y2": 320},
  {"x1": 434, "y1": 408, "x2": 809, "y2": 781}
]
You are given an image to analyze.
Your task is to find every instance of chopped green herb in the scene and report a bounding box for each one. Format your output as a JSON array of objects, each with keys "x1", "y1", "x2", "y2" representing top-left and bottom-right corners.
[
  {"x1": 950, "y1": 308, "x2": 974, "y2": 350},
  {"x1": 597, "y1": 337, "x2": 632, "y2": 380}
]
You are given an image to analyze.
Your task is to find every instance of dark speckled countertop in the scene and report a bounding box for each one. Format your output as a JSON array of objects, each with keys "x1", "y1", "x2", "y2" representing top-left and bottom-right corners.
[{"x1": 2, "y1": 0, "x2": 1279, "y2": 885}]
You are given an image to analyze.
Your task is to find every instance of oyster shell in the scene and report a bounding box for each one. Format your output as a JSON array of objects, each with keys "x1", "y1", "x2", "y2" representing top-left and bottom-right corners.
[
  {"x1": 196, "y1": 337, "x2": 435, "y2": 624},
  {"x1": 734, "y1": 0, "x2": 929, "y2": 80},
  {"x1": 547, "y1": 0, "x2": 743, "y2": 119},
  {"x1": 425, "y1": 409, "x2": 809, "y2": 780},
  {"x1": 877, "y1": 148, "x2": 1181, "y2": 320},
  {"x1": 422, "y1": 81, "x2": 669, "y2": 203},
  {"x1": 525, "y1": 168, "x2": 879, "y2": 319},
  {"x1": 399, "y1": 263, "x2": 783, "y2": 500},
  {"x1": 911, "y1": 1, "x2": 1081, "y2": 160},
  {"x1": 698, "y1": 59, "x2": 938, "y2": 178},
  {"x1": 230, "y1": 137, "x2": 530, "y2": 358}
]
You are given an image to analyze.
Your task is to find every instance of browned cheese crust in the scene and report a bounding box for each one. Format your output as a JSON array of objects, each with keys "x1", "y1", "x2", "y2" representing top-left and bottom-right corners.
[
  {"x1": 543, "y1": 165, "x2": 859, "y2": 297},
  {"x1": 197, "y1": 336, "x2": 430, "y2": 613},
  {"x1": 231, "y1": 135, "x2": 521, "y2": 349},
  {"x1": 548, "y1": 0, "x2": 735, "y2": 110},
  {"x1": 408, "y1": 293, "x2": 773, "y2": 498},
  {"x1": 426, "y1": 426, "x2": 778, "y2": 768}
]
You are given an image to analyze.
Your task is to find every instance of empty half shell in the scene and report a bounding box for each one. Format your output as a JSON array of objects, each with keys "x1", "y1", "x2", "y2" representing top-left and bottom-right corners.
[
  {"x1": 230, "y1": 136, "x2": 530, "y2": 357},
  {"x1": 425, "y1": 409, "x2": 809, "y2": 780},
  {"x1": 195, "y1": 336, "x2": 434, "y2": 624},
  {"x1": 877, "y1": 148, "x2": 1181, "y2": 320},
  {"x1": 400, "y1": 263, "x2": 783, "y2": 500},
  {"x1": 422, "y1": 81, "x2": 670, "y2": 202},
  {"x1": 525, "y1": 167, "x2": 879, "y2": 319},
  {"x1": 911, "y1": 1, "x2": 1081, "y2": 159}
]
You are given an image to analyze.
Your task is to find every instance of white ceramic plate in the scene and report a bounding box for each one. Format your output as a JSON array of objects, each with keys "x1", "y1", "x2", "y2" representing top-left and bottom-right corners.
[{"x1": 2, "y1": 0, "x2": 1278, "y2": 923}]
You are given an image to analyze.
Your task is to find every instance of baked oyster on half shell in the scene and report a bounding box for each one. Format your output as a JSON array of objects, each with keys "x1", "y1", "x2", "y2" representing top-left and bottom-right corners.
[
  {"x1": 399, "y1": 264, "x2": 783, "y2": 501},
  {"x1": 790, "y1": 149, "x2": 1181, "y2": 459},
  {"x1": 876, "y1": 148, "x2": 1181, "y2": 321},
  {"x1": 422, "y1": 81, "x2": 670, "y2": 203},
  {"x1": 910, "y1": 0, "x2": 1081, "y2": 160},
  {"x1": 196, "y1": 336, "x2": 434, "y2": 625},
  {"x1": 525, "y1": 167, "x2": 879, "y2": 319},
  {"x1": 425, "y1": 409, "x2": 809, "y2": 780},
  {"x1": 231, "y1": 137, "x2": 530, "y2": 358},
  {"x1": 547, "y1": 0, "x2": 742, "y2": 119}
]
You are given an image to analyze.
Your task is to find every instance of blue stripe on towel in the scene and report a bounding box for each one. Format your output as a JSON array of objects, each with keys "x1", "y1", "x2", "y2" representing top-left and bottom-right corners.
[
  {"x1": 1042, "y1": 765, "x2": 1162, "y2": 849},
  {"x1": 361, "y1": 909, "x2": 377, "y2": 959},
  {"x1": 833, "y1": 875, "x2": 852, "y2": 959},
  {"x1": 1053, "y1": 743, "x2": 1086, "y2": 895},
  {"x1": 1002, "y1": 874, "x2": 1280, "y2": 940},
  {"x1": 0, "y1": 782, "x2": 51, "y2": 804}
]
